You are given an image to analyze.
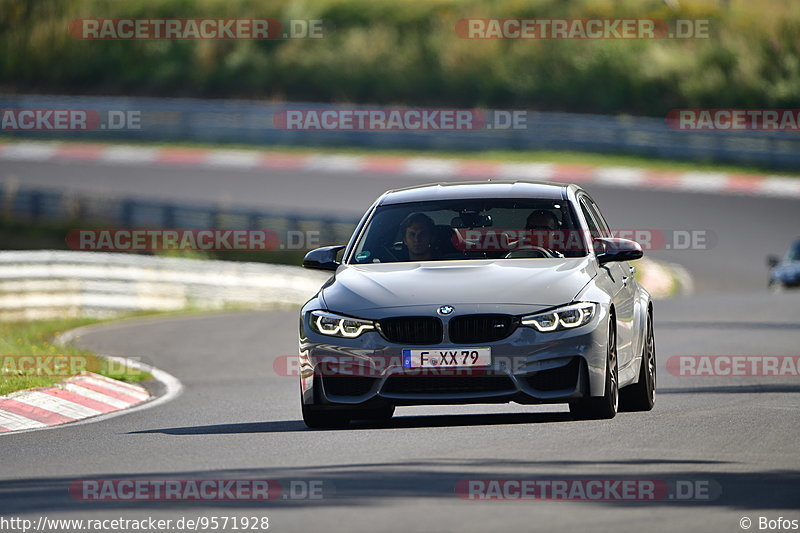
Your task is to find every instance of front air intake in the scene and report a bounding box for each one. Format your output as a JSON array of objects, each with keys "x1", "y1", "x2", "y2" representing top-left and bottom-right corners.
[{"x1": 378, "y1": 316, "x2": 443, "y2": 345}]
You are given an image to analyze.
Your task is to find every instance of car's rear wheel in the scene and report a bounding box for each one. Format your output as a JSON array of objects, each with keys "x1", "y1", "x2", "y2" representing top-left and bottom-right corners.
[
  {"x1": 570, "y1": 318, "x2": 618, "y2": 420},
  {"x1": 620, "y1": 310, "x2": 656, "y2": 412}
]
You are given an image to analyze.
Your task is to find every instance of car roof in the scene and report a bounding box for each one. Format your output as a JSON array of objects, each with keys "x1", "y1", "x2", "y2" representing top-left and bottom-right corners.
[{"x1": 377, "y1": 180, "x2": 575, "y2": 206}]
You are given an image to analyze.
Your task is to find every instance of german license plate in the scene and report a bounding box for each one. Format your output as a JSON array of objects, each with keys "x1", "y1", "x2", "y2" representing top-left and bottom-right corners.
[{"x1": 402, "y1": 348, "x2": 491, "y2": 368}]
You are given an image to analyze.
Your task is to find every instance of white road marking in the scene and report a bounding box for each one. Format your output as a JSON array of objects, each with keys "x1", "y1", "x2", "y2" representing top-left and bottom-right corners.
[
  {"x1": 0, "y1": 410, "x2": 47, "y2": 431},
  {"x1": 10, "y1": 390, "x2": 103, "y2": 419},
  {"x1": 0, "y1": 142, "x2": 60, "y2": 161},
  {"x1": 61, "y1": 383, "x2": 130, "y2": 409}
]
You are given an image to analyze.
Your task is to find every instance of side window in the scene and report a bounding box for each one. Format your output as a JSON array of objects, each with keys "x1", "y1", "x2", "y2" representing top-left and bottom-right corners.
[
  {"x1": 579, "y1": 198, "x2": 601, "y2": 239},
  {"x1": 586, "y1": 199, "x2": 612, "y2": 237}
]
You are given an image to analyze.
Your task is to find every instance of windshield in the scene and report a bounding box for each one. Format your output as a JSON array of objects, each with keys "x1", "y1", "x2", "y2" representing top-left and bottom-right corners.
[
  {"x1": 348, "y1": 198, "x2": 588, "y2": 264},
  {"x1": 786, "y1": 240, "x2": 800, "y2": 262}
]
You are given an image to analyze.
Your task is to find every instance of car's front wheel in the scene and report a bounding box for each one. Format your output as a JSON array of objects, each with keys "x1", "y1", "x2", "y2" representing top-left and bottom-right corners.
[{"x1": 570, "y1": 318, "x2": 618, "y2": 420}]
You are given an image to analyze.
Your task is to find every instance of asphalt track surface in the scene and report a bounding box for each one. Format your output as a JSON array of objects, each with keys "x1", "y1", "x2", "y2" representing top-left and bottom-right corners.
[{"x1": 1, "y1": 158, "x2": 799, "y2": 532}]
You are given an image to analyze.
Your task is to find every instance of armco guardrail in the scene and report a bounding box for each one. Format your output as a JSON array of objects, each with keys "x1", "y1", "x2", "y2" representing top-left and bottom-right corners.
[
  {"x1": 0, "y1": 250, "x2": 331, "y2": 321},
  {"x1": 0, "y1": 184, "x2": 358, "y2": 247},
  {"x1": 1, "y1": 94, "x2": 799, "y2": 170}
]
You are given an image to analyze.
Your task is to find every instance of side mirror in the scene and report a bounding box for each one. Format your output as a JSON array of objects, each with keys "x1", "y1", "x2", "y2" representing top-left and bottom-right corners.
[
  {"x1": 767, "y1": 255, "x2": 779, "y2": 268},
  {"x1": 594, "y1": 238, "x2": 643, "y2": 265},
  {"x1": 303, "y1": 245, "x2": 346, "y2": 271}
]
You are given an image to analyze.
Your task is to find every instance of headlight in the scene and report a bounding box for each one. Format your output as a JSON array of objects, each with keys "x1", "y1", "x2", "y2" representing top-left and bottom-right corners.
[
  {"x1": 309, "y1": 310, "x2": 375, "y2": 338},
  {"x1": 521, "y1": 302, "x2": 597, "y2": 332}
]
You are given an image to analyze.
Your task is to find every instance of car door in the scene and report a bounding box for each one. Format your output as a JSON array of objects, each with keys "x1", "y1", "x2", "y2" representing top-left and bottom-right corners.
[{"x1": 578, "y1": 196, "x2": 637, "y2": 372}]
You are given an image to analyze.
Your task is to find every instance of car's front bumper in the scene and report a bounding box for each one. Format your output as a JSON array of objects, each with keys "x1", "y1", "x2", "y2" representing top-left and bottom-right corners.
[{"x1": 298, "y1": 307, "x2": 611, "y2": 409}]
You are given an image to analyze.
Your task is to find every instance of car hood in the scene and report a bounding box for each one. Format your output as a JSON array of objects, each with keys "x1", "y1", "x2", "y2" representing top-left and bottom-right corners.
[{"x1": 321, "y1": 258, "x2": 597, "y2": 315}]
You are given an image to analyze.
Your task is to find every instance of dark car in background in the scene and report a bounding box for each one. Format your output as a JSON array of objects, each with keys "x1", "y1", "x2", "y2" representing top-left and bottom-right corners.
[{"x1": 768, "y1": 238, "x2": 800, "y2": 289}]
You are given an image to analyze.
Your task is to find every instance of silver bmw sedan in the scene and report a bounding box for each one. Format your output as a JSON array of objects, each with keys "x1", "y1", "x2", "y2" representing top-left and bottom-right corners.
[{"x1": 299, "y1": 180, "x2": 655, "y2": 428}]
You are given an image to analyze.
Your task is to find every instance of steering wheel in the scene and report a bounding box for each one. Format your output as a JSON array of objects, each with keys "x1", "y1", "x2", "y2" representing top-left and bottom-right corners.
[
  {"x1": 374, "y1": 242, "x2": 404, "y2": 262},
  {"x1": 503, "y1": 247, "x2": 559, "y2": 259}
]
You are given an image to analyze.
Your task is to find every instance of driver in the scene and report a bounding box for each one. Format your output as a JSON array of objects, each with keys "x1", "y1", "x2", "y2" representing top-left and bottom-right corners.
[
  {"x1": 398, "y1": 213, "x2": 436, "y2": 261},
  {"x1": 525, "y1": 210, "x2": 560, "y2": 230},
  {"x1": 522, "y1": 209, "x2": 564, "y2": 257}
]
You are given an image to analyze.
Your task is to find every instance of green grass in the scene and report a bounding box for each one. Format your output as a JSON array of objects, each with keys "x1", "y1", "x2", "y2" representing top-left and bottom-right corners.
[
  {"x1": 0, "y1": 317, "x2": 152, "y2": 396},
  {"x1": 633, "y1": 257, "x2": 685, "y2": 298}
]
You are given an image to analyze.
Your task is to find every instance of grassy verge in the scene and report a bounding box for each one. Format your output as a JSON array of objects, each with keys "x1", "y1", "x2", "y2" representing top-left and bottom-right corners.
[
  {"x1": 0, "y1": 317, "x2": 152, "y2": 396},
  {"x1": 633, "y1": 257, "x2": 691, "y2": 298}
]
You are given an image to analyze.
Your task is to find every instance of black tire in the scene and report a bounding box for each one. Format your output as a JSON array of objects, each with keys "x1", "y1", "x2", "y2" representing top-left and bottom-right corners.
[
  {"x1": 301, "y1": 402, "x2": 351, "y2": 429},
  {"x1": 619, "y1": 310, "x2": 656, "y2": 412},
  {"x1": 570, "y1": 317, "x2": 618, "y2": 420}
]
